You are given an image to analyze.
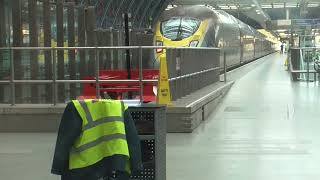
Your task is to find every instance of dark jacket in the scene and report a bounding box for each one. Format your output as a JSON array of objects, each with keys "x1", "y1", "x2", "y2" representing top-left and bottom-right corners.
[{"x1": 51, "y1": 102, "x2": 142, "y2": 180}]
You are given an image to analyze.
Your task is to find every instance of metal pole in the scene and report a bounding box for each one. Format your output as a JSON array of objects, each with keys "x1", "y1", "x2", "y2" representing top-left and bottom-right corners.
[
  {"x1": 52, "y1": 49, "x2": 57, "y2": 105},
  {"x1": 124, "y1": 13, "x2": 132, "y2": 99},
  {"x1": 139, "y1": 47, "x2": 143, "y2": 103},
  {"x1": 124, "y1": 14, "x2": 131, "y2": 73},
  {"x1": 43, "y1": 0, "x2": 52, "y2": 103},
  {"x1": 67, "y1": 1, "x2": 76, "y2": 99},
  {"x1": 10, "y1": 48, "x2": 15, "y2": 106},
  {"x1": 56, "y1": 0, "x2": 64, "y2": 102},
  {"x1": 224, "y1": 52, "x2": 227, "y2": 82},
  {"x1": 0, "y1": 0, "x2": 6, "y2": 103},
  {"x1": 29, "y1": 0, "x2": 39, "y2": 103},
  {"x1": 95, "y1": 48, "x2": 100, "y2": 98},
  {"x1": 307, "y1": 51, "x2": 310, "y2": 82},
  {"x1": 78, "y1": 5, "x2": 86, "y2": 79},
  {"x1": 12, "y1": 0, "x2": 22, "y2": 103}
]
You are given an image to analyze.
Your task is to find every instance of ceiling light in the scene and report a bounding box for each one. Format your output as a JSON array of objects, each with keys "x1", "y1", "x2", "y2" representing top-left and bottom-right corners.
[
  {"x1": 308, "y1": 3, "x2": 319, "y2": 7},
  {"x1": 261, "y1": 4, "x2": 272, "y2": 8},
  {"x1": 251, "y1": 4, "x2": 256, "y2": 7},
  {"x1": 257, "y1": 12, "x2": 261, "y2": 14},
  {"x1": 229, "y1": 5, "x2": 237, "y2": 9}
]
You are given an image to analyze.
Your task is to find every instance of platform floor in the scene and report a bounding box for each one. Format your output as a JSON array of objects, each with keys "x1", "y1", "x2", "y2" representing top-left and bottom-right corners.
[
  {"x1": 1, "y1": 53, "x2": 320, "y2": 180},
  {"x1": 167, "y1": 53, "x2": 320, "y2": 180}
]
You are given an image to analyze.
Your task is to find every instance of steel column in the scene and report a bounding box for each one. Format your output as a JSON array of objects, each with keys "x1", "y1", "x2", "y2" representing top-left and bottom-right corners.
[
  {"x1": 52, "y1": 49, "x2": 57, "y2": 105},
  {"x1": 68, "y1": 1, "x2": 76, "y2": 99},
  {"x1": 85, "y1": 6, "x2": 96, "y2": 76},
  {"x1": 78, "y1": 5, "x2": 87, "y2": 80},
  {"x1": 109, "y1": 28, "x2": 114, "y2": 69},
  {"x1": 12, "y1": 0, "x2": 22, "y2": 103},
  {"x1": 29, "y1": 0, "x2": 39, "y2": 103},
  {"x1": 0, "y1": 0, "x2": 6, "y2": 102},
  {"x1": 10, "y1": 48, "x2": 15, "y2": 105},
  {"x1": 56, "y1": 0, "x2": 65, "y2": 102},
  {"x1": 43, "y1": 0, "x2": 52, "y2": 103}
]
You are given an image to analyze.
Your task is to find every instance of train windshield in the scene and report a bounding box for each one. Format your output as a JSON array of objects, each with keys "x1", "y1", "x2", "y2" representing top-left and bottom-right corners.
[{"x1": 161, "y1": 17, "x2": 201, "y2": 41}]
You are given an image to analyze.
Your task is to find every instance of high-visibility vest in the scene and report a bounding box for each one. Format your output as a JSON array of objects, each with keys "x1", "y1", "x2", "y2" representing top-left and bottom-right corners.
[{"x1": 69, "y1": 99, "x2": 130, "y2": 171}]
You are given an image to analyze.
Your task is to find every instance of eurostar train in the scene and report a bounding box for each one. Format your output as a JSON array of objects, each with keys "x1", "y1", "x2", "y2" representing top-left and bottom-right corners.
[{"x1": 154, "y1": 5, "x2": 274, "y2": 68}]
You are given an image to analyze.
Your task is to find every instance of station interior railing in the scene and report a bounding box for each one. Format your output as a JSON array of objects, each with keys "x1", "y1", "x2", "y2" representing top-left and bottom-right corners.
[
  {"x1": 289, "y1": 47, "x2": 320, "y2": 82},
  {"x1": 0, "y1": 46, "x2": 223, "y2": 105}
]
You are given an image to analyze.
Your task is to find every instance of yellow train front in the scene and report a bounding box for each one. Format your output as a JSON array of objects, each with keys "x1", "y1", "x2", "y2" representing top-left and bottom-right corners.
[{"x1": 153, "y1": 5, "x2": 275, "y2": 68}]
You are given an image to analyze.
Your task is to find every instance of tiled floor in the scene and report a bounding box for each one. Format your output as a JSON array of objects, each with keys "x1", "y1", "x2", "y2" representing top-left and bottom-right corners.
[{"x1": 1, "y1": 53, "x2": 320, "y2": 180}]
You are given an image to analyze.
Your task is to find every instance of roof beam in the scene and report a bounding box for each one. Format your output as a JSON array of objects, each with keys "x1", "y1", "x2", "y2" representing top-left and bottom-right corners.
[{"x1": 251, "y1": 0, "x2": 271, "y2": 21}]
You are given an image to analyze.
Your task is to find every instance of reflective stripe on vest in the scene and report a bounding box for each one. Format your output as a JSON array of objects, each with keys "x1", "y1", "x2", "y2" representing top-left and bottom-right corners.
[{"x1": 69, "y1": 99, "x2": 130, "y2": 170}]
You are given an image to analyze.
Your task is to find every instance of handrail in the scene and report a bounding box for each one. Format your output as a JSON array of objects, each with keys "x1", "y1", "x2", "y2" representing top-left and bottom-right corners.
[
  {"x1": 0, "y1": 79, "x2": 158, "y2": 84},
  {"x1": 0, "y1": 46, "x2": 219, "y2": 50},
  {"x1": 0, "y1": 46, "x2": 221, "y2": 105},
  {"x1": 291, "y1": 47, "x2": 320, "y2": 50},
  {"x1": 168, "y1": 67, "x2": 220, "y2": 82},
  {"x1": 289, "y1": 48, "x2": 319, "y2": 82}
]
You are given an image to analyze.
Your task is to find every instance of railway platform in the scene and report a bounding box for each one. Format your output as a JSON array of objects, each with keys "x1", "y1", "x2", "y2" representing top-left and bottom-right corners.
[
  {"x1": 167, "y1": 53, "x2": 320, "y2": 180},
  {"x1": 2, "y1": 53, "x2": 320, "y2": 180}
]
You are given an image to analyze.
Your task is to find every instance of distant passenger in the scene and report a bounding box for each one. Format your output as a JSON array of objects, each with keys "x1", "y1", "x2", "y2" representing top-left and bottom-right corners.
[
  {"x1": 283, "y1": 43, "x2": 286, "y2": 53},
  {"x1": 280, "y1": 43, "x2": 284, "y2": 54}
]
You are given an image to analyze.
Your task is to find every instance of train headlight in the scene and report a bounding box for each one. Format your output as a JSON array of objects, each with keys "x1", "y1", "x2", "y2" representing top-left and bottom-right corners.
[
  {"x1": 156, "y1": 41, "x2": 163, "y2": 53},
  {"x1": 189, "y1": 40, "x2": 199, "y2": 47}
]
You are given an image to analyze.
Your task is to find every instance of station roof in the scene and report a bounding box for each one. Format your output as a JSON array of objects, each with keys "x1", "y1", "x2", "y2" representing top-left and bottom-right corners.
[
  {"x1": 77, "y1": 0, "x2": 173, "y2": 29},
  {"x1": 173, "y1": 0, "x2": 320, "y2": 28}
]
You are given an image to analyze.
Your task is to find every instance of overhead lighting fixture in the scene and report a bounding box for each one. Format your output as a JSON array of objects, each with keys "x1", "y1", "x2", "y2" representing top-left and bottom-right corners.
[
  {"x1": 229, "y1": 5, "x2": 237, "y2": 9},
  {"x1": 276, "y1": 29, "x2": 287, "y2": 32},
  {"x1": 261, "y1": 4, "x2": 272, "y2": 8},
  {"x1": 273, "y1": 3, "x2": 284, "y2": 8},
  {"x1": 165, "y1": 5, "x2": 174, "y2": 10},
  {"x1": 257, "y1": 12, "x2": 261, "y2": 14},
  {"x1": 308, "y1": 3, "x2": 319, "y2": 7},
  {"x1": 286, "y1": 3, "x2": 296, "y2": 8},
  {"x1": 251, "y1": 4, "x2": 256, "y2": 7},
  {"x1": 218, "y1": 5, "x2": 230, "y2": 9}
]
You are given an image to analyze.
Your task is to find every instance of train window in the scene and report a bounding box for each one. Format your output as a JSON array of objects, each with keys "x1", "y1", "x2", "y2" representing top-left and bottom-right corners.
[{"x1": 161, "y1": 17, "x2": 201, "y2": 41}]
